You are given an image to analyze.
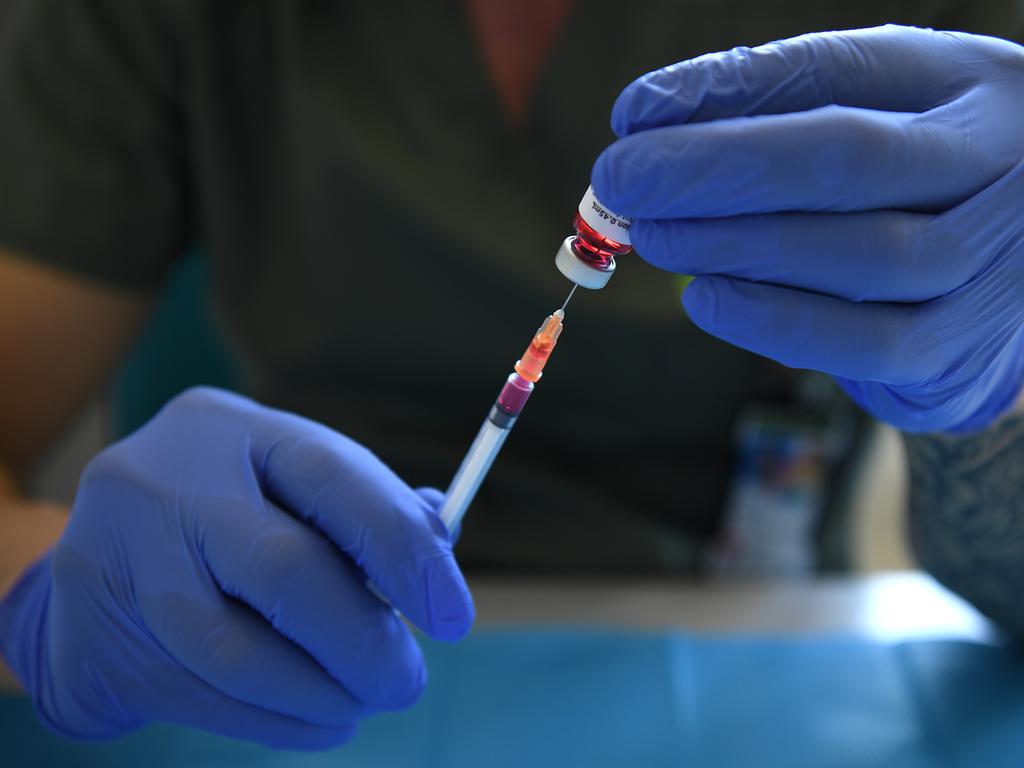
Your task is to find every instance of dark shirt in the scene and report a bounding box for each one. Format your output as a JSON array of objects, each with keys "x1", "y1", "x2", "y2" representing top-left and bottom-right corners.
[{"x1": 1, "y1": 0, "x2": 1019, "y2": 572}]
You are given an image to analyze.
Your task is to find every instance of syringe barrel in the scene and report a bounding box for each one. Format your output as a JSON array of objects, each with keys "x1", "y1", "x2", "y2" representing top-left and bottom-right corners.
[
  {"x1": 437, "y1": 373, "x2": 534, "y2": 532},
  {"x1": 437, "y1": 414, "x2": 511, "y2": 532}
]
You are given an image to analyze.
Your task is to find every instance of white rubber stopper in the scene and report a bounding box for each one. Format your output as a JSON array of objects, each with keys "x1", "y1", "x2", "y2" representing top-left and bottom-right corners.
[{"x1": 554, "y1": 236, "x2": 615, "y2": 290}]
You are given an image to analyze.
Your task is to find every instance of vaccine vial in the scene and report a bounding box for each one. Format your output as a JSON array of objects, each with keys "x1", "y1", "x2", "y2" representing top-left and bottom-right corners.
[{"x1": 555, "y1": 186, "x2": 633, "y2": 289}]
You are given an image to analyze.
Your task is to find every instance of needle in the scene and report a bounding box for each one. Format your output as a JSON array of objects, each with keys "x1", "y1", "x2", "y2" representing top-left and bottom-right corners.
[{"x1": 560, "y1": 284, "x2": 578, "y2": 313}]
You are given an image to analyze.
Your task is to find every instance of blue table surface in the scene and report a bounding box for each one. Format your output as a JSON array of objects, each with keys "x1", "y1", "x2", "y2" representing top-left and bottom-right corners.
[{"x1": 4, "y1": 629, "x2": 1024, "y2": 768}]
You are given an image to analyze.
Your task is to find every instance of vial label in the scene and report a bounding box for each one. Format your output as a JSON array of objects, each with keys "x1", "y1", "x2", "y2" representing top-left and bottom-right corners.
[{"x1": 578, "y1": 186, "x2": 632, "y2": 245}]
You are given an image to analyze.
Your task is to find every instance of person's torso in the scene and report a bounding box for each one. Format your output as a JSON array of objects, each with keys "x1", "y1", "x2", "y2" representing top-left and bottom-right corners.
[{"x1": 169, "y1": 0, "x2": 1005, "y2": 572}]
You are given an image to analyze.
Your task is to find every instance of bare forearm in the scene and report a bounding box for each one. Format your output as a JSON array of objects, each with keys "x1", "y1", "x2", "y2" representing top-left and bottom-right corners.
[
  {"x1": 904, "y1": 409, "x2": 1024, "y2": 635},
  {"x1": 0, "y1": 463, "x2": 68, "y2": 690},
  {"x1": 0, "y1": 253, "x2": 148, "y2": 691},
  {"x1": 0, "y1": 465, "x2": 67, "y2": 595}
]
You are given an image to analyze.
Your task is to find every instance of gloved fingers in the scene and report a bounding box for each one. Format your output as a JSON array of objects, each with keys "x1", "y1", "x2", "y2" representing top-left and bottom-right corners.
[
  {"x1": 612, "y1": 26, "x2": 991, "y2": 134},
  {"x1": 837, "y1": 319, "x2": 1024, "y2": 434},
  {"x1": 633, "y1": 209, "x2": 984, "y2": 302},
  {"x1": 594, "y1": 100, "x2": 1001, "y2": 220},
  {"x1": 415, "y1": 487, "x2": 446, "y2": 509},
  {"x1": 681, "y1": 275, "x2": 943, "y2": 385},
  {"x1": 140, "y1": 582, "x2": 366, "y2": 727},
  {"x1": 415, "y1": 487, "x2": 462, "y2": 543},
  {"x1": 250, "y1": 413, "x2": 474, "y2": 643},
  {"x1": 834, "y1": 376, "x2": 976, "y2": 434},
  {"x1": 200, "y1": 498, "x2": 428, "y2": 711},
  {"x1": 151, "y1": 667, "x2": 357, "y2": 751}
]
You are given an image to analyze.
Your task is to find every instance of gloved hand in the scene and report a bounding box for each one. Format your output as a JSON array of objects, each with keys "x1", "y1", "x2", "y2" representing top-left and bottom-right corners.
[
  {"x1": 593, "y1": 25, "x2": 1024, "y2": 433},
  {"x1": 0, "y1": 387, "x2": 473, "y2": 750}
]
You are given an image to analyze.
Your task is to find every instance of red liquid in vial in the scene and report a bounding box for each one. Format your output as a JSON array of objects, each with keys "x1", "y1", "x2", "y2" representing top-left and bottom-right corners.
[{"x1": 570, "y1": 211, "x2": 632, "y2": 271}]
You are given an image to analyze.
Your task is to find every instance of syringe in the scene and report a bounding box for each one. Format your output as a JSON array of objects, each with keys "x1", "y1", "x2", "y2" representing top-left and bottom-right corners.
[
  {"x1": 437, "y1": 296, "x2": 571, "y2": 532},
  {"x1": 366, "y1": 307, "x2": 567, "y2": 608},
  {"x1": 436, "y1": 185, "x2": 631, "y2": 533}
]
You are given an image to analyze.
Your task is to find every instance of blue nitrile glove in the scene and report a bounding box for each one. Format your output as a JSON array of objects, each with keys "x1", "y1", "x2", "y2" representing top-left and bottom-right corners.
[
  {"x1": 593, "y1": 25, "x2": 1024, "y2": 433},
  {"x1": 0, "y1": 387, "x2": 473, "y2": 750}
]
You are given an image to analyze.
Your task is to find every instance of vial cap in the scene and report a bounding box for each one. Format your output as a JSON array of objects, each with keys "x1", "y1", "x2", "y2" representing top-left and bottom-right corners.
[{"x1": 555, "y1": 236, "x2": 615, "y2": 289}]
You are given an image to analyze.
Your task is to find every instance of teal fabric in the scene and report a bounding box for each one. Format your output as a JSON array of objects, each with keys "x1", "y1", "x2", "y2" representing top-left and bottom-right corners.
[
  {"x1": 3, "y1": 629, "x2": 1023, "y2": 767},
  {"x1": 112, "y1": 251, "x2": 236, "y2": 436}
]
